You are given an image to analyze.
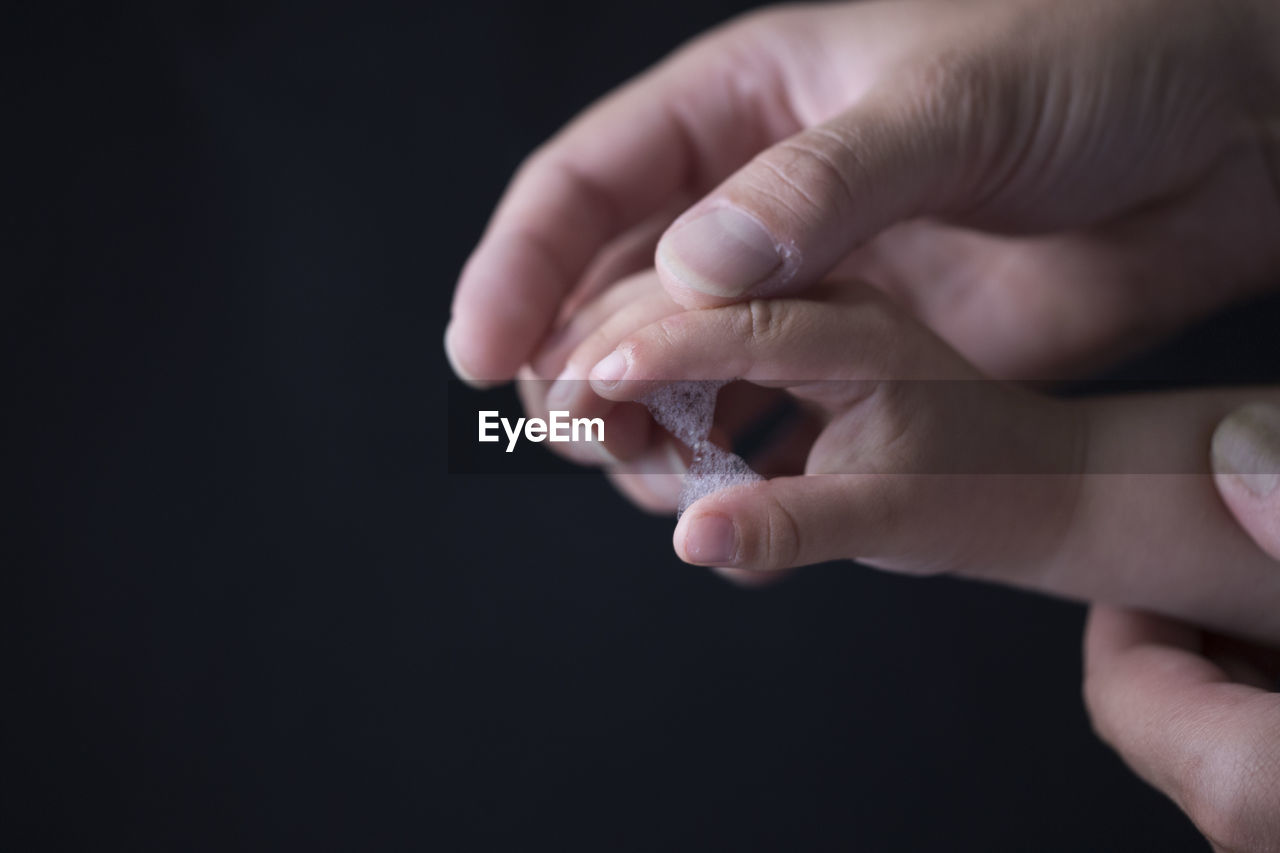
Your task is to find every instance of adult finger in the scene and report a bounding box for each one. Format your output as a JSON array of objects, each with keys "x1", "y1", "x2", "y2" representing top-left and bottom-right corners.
[
  {"x1": 1083, "y1": 606, "x2": 1280, "y2": 852},
  {"x1": 1212, "y1": 402, "x2": 1280, "y2": 561},
  {"x1": 444, "y1": 13, "x2": 795, "y2": 386},
  {"x1": 654, "y1": 77, "x2": 975, "y2": 307},
  {"x1": 650, "y1": 0, "x2": 1029, "y2": 308},
  {"x1": 531, "y1": 272, "x2": 679, "y2": 382}
]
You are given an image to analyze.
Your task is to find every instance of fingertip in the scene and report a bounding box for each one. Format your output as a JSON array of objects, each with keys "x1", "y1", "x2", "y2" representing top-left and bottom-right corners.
[
  {"x1": 588, "y1": 349, "x2": 631, "y2": 396},
  {"x1": 443, "y1": 321, "x2": 506, "y2": 389},
  {"x1": 1210, "y1": 403, "x2": 1280, "y2": 562},
  {"x1": 654, "y1": 203, "x2": 796, "y2": 303},
  {"x1": 674, "y1": 509, "x2": 740, "y2": 567},
  {"x1": 1210, "y1": 403, "x2": 1280, "y2": 496}
]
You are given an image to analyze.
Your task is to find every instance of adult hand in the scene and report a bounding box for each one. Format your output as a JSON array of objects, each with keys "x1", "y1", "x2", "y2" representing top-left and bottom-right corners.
[
  {"x1": 1083, "y1": 403, "x2": 1280, "y2": 852},
  {"x1": 447, "y1": 0, "x2": 1280, "y2": 387}
]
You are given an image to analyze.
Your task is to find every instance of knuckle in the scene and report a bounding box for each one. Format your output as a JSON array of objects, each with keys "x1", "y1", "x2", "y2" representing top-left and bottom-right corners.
[
  {"x1": 745, "y1": 299, "x2": 780, "y2": 347},
  {"x1": 628, "y1": 313, "x2": 688, "y2": 369},
  {"x1": 749, "y1": 133, "x2": 861, "y2": 222},
  {"x1": 581, "y1": 319, "x2": 611, "y2": 351},
  {"x1": 864, "y1": 382, "x2": 924, "y2": 472},
  {"x1": 752, "y1": 494, "x2": 801, "y2": 570},
  {"x1": 730, "y1": 299, "x2": 791, "y2": 353},
  {"x1": 864, "y1": 476, "x2": 908, "y2": 540},
  {"x1": 896, "y1": 45, "x2": 1021, "y2": 203},
  {"x1": 512, "y1": 143, "x2": 574, "y2": 199},
  {"x1": 649, "y1": 312, "x2": 688, "y2": 351},
  {"x1": 905, "y1": 46, "x2": 995, "y2": 106}
]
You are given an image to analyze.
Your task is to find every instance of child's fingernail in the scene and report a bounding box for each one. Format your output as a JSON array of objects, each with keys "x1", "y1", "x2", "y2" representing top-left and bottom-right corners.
[
  {"x1": 657, "y1": 205, "x2": 783, "y2": 298},
  {"x1": 589, "y1": 350, "x2": 628, "y2": 390},
  {"x1": 636, "y1": 442, "x2": 688, "y2": 506},
  {"x1": 683, "y1": 514, "x2": 738, "y2": 565},
  {"x1": 1212, "y1": 403, "x2": 1280, "y2": 498},
  {"x1": 546, "y1": 366, "x2": 577, "y2": 409}
]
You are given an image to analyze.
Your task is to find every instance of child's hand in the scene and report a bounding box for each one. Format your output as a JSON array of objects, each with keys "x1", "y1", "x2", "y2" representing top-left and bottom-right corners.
[
  {"x1": 515, "y1": 270, "x2": 814, "y2": 513},
  {"x1": 570, "y1": 283, "x2": 1280, "y2": 647},
  {"x1": 586, "y1": 281, "x2": 1084, "y2": 577}
]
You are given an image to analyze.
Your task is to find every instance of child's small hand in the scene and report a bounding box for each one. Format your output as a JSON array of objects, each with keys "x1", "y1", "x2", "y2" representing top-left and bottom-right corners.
[
  {"x1": 572, "y1": 281, "x2": 1280, "y2": 646},
  {"x1": 585, "y1": 281, "x2": 1083, "y2": 577},
  {"x1": 516, "y1": 270, "x2": 808, "y2": 513}
]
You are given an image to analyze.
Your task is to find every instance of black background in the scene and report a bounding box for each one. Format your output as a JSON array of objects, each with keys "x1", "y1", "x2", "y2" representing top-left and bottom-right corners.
[{"x1": 9, "y1": 1, "x2": 1278, "y2": 850}]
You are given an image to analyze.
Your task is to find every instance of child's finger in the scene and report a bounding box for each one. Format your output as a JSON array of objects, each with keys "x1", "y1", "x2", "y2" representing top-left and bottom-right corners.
[
  {"x1": 587, "y1": 286, "x2": 976, "y2": 402},
  {"x1": 605, "y1": 440, "x2": 688, "y2": 514},
  {"x1": 557, "y1": 196, "x2": 692, "y2": 327},
  {"x1": 531, "y1": 271, "x2": 675, "y2": 379},
  {"x1": 671, "y1": 475, "x2": 911, "y2": 571},
  {"x1": 517, "y1": 272, "x2": 677, "y2": 465},
  {"x1": 536, "y1": 277, "x2": 684, "y2": 426},
  {"x1": 515, "y1": 367, "x2": 652, "y2": 466}
]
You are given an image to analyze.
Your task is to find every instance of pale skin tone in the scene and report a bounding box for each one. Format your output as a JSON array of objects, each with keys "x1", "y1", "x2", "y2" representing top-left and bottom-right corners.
[
  {"x1": 1085, "y1": 605, "x2": 1280, "y2": 852},
  {"x1": 447, "y1": 0, "x2": 1280, "y2": 387},
  {"x1": 1083, "y1": 410, "x2": 1280, "y2": 853},
  {"x1": 518, "y1": 270, "x2": 1280, "y2": 848},
  {"x1": 525, "y1": 272, "x2": 1280, "y2": 648},
  {"x1": 446, "y1": 0, "x2": 1280, "y2": 844}
]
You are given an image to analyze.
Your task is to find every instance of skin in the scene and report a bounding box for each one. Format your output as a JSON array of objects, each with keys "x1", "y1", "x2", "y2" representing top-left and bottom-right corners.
[
  {"x1": 447, "y1": 0, "x2": 1280, "y2": 843},
  {"x1": 550, "y1": 278, "x2": 1280, "y2": 649},
  {"x1": 546, "y1": 275, "x2": 1280, "y2": 843},
  {"x1": 447, "y1": 0, "x2": 1280, "y2": 388},
  {"x1": 1084, "y1": 407, "x2": 1280, "y2": 851},
  {"x1": 1084, "y1": 606, "x2": 1280, "y2": 852}
]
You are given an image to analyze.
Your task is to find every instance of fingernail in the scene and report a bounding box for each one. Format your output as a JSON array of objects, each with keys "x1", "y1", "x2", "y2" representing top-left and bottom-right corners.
[
  {"x1": 662, "y1": 439, "x2": 689, "y2": 476},
  {"x1": 589, "y1": 350, "x2": 628, "y2": 390},
  {"x1": 1212, "y1": 403, "x2": 1280, "y2": 498},
  {"x1": 443, "y1": 322, "x2": 497, "y2": 389},
  {"x1": 657, "y1": 205, "x2": 784, "y2": 298},
  {"x1": 683, "y1": 514, "x2": 738, "y2": 565},
  {"x1": 634, "y1": 442, "x2": 688, "y2": 506},
  {"x1": 546, "y1": 366, "x2": 577, "y2": 409}
]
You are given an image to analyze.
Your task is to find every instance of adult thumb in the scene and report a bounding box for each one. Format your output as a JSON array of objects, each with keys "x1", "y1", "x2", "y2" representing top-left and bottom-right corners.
[
  {"x1": 1212, "y1": 402, "x2": 1280, "y2": 561},
  {"x1": 654, "y1": 81, "x2": 981, "y2": 308}
]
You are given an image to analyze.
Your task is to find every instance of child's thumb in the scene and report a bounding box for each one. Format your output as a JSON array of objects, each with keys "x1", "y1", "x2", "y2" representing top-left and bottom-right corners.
[{"x1": 671, "y1": 474, "x2": 914, "y2": 573}]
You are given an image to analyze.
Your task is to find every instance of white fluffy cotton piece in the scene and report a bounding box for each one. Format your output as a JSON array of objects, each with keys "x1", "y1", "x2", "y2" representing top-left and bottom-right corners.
[{"x1": 641, "y1": 381, "x2": 764, "y2": 517}]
